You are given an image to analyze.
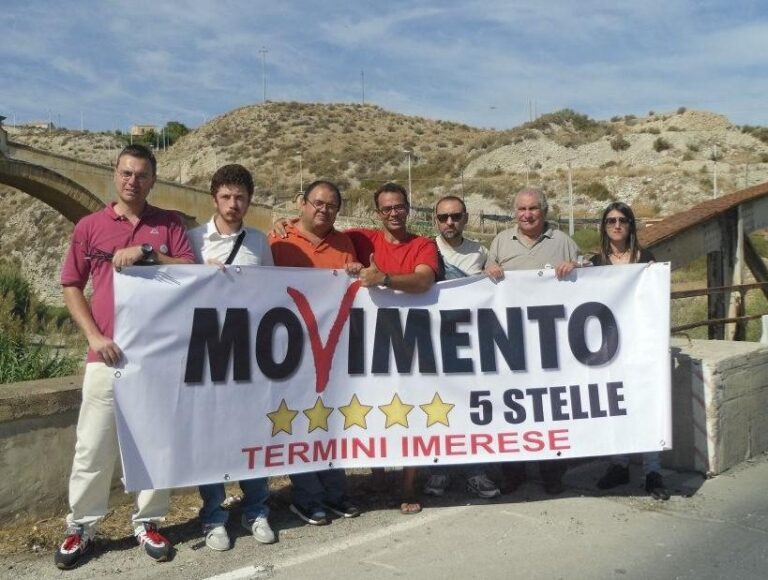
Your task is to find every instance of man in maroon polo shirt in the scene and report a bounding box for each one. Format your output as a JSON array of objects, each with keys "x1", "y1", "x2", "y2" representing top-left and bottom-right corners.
[{"x1": 55, "y1": 144, "x2": 194, "y2": 570}]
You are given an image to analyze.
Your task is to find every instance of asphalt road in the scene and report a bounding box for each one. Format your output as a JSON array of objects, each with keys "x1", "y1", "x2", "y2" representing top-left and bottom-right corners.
[{"x1": 3, "y1": 456, "x2": 767, "y2": 580}]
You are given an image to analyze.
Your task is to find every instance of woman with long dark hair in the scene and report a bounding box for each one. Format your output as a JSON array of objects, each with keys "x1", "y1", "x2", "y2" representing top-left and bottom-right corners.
[{"x1": 590, "y1": 202, "x2": 670, "y2": 500}]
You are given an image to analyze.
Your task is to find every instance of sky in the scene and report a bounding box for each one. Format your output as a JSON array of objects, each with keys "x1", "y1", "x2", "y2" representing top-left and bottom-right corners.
[{"x1": 2, "y1": 0, "x2": 768, "y2": 132}]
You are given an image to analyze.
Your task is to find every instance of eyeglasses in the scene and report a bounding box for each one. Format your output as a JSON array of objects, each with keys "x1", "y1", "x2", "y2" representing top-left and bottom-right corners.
[
  {"x1": 378, "y1": 204, "x2": 409, "y2": 215},
  {"x1": 117, "y1": 170, "x2": 152, "y2": 182},
  {"x1": 436, "y1": 212, "x2": 465, "y2": 223},
  {"x1": 307, "y1": 198, "x2": 340, "y2": 212},
  {"x1": 605, "y1": 217, "x2": 631, "y2": 226}
]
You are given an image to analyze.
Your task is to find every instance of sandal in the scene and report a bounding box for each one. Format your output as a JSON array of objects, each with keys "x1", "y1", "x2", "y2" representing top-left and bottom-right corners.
[{"x1": 399, "y1": 498, "x2": 422, "y2": 515}]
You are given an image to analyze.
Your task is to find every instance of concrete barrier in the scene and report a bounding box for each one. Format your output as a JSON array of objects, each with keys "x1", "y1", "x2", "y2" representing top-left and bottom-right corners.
[
  {"x1": 3, "y1": 338, "x2": 768, "y2": 522},
  {"x1": 669, "y1": 338, "x2": 768, "y2": 476},
  {"x1": 0, "y1": 374, "x2": 130, "y2": 523}
]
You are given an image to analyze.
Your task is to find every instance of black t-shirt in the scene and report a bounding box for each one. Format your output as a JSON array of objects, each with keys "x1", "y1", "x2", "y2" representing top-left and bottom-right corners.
[{"x1": 589, "y1": 248, "x2": 655, "y2": 266}]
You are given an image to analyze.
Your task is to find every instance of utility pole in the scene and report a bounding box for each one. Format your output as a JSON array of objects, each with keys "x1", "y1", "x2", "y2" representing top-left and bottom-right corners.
[
  {"x1": 258, "y1": 47, "x2": 268, "y2": 103},
  {"x1": 403, "y1": 150, "x2": 413, "y2": 205},
  {"x1": 80, "y1": 110, "x2": 84, "y2": 132},
  {"x1": 567, "y1": 159, "x2": 575, "y2": 236},
  {"x1": 297, "y1": 151, "x2": 303, "y2": 193},
  {"x1": 361, "y1": 70, "x2": 365, "y2": 105}
]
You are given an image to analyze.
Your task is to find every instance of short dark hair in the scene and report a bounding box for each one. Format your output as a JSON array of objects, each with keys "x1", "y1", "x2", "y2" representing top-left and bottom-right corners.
[
  {"x1": 304, "y1": 180, "x2": 342, "y2": 207},
  {"x1": 374, "y1": 182, "x2": 408, "y2": 208},
  {"x1": 435, "y1": 195, "x2": 467, "y2": 214},
  {"x1": 116, "y1": 144, "x2": 157, "y2": 176},
  {"x1": 210, "y1": 164, "x2": 254, "y2": 199}
]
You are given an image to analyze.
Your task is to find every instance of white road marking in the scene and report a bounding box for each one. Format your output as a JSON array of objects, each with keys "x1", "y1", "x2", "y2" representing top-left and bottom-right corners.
[{"x1": 204, "y1": 505, "x2": 471, "y2": 580}]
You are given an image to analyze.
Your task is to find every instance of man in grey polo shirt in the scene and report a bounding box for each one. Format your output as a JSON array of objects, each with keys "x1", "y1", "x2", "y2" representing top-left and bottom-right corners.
[{"x1": 486, "y1": 188, "x2": 582, "y2": 495}]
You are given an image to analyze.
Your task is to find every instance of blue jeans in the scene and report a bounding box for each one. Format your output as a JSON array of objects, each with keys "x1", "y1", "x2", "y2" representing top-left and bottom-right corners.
[
  {"x1": 199, "y1": 477, "x2": 270, "y2": 526},
  {"x1": 290, "y1": 469, "x2": 346, "y2": 510}
]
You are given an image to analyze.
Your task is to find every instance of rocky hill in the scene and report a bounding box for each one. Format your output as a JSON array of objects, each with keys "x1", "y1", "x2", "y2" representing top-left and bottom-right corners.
[{"x1": 3, "y1": 103, "x2": 768, "y2": 304}]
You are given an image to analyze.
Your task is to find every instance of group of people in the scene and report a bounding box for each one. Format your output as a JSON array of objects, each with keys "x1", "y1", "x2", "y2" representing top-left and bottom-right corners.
[{"x1": 54, "y1": 143, "x2": 668, "y2": 570}]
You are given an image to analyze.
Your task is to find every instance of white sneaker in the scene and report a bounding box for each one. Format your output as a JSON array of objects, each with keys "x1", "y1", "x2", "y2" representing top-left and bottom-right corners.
[
  {"x1": 204, "y1": 525, "x2": 231, "y2": 551},
  {"x1": 423, "y1": 473, "x2": 450, "y2": 496},
  {"x1": 242, "y1": 515, "x2": 276, "y2": 544}
]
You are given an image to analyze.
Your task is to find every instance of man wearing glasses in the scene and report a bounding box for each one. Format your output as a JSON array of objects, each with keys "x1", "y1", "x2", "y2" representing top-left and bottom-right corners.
[
  {"x1": 56, "y1": 144, "x2": 194, "y2": 570},
  {"x1": 269, "y1": 180, "x2": 361, "y2": 525},
  {"x1": 345, "y1": 182, "x2": 440, "y2": 515},
  {"x1": 485, "y1": 188, "x2": 581, "y2": 495},
  {"x1": 421, "y1": 195, "x2": 501, "y2": 500},
  {"x1": 186, "y1": 164, "x2": 276, "y2": 551},
  {"x1": 273, "y1": 182, "x2": 440, "y2": 514}
]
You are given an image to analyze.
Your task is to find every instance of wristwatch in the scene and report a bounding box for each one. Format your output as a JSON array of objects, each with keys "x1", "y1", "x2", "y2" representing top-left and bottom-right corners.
[
  {"x1": 140, "y1": 243, "x2": 154, "y2": 259},
  {"x1": 381, "y1": 273, "x2": 391, "y2": 287}
]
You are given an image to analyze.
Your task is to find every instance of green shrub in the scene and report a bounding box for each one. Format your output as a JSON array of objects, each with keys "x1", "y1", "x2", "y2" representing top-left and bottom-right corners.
[
  {"x1": 572, "y1": 228, "x2": 600, "y2": 254},
  {"x1": 653, "y1": 137, "x2": 672, "y2": 152},
  {"x1": 0, "y1": 333, "x2": 78, "y2": 384},
  {"x1": 581, "y1": 181, "x2": 612, "y2": 201},
  {"x1": 610, "y1": 135, "x2": 630, "y2": 152}
]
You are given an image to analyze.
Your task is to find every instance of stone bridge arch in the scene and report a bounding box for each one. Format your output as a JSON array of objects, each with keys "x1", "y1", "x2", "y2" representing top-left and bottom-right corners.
[{"x1": 0, "y1": 156, "x2": 104, "y2": 222}]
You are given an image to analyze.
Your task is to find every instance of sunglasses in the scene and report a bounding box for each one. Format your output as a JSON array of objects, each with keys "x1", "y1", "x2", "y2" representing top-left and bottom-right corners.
[
  {"x1": 605, "y1": 217, "x2": 631, "y2": 226},
  {"x1": 436, "y1": 212, "x2": 465, "y2": 223}
]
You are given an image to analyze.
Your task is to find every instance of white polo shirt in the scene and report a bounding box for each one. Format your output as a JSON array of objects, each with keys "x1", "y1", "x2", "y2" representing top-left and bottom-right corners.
[{"x1": 187, "y1": 216, "x2": 273, "y2": 266}]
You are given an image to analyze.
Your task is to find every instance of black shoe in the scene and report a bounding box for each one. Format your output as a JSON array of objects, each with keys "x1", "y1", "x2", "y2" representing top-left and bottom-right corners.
[
  {"x1": 597, "y1": 464, "x2": 630, "y2": 490},
  {"x1": 543, "y1": 478, "x2": 564, "y2": 495},
  {"x1": 323, "y1": 497, "x2": 361, "y2": 518},
  {"x1": 54, "y1": 528, "x2": 92, "y2": 570},
  {"x1": 290, "y1": 503, "x2": 329, "y2": 525},
  {"x1": 645, "y1": 471, "x2": 670, "y2": 500}
]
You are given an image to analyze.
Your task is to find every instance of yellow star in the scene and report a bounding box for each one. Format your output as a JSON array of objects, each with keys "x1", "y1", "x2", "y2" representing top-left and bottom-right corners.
[
  {"x1": 266, "y1": 399, "x2": 299, "y2": 436},
  {"x1": 338, "y1": 394, "x2": 373, "y2": 430},
  {"x1": 420, "y1": 392, "x2": 455, "y2": 428},
  {"x1": 378, "y1": 393, "x2": 414, "y2": 428},
  {"x1": 303, "y1": 397, "x2": 334, "y2": 433}
]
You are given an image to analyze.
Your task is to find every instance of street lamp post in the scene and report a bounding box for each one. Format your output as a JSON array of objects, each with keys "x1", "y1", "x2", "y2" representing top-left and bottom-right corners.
[
  {"x1": 403, "y1": 149, "x2": 413, "y2": 205},
  {"x1": 567, "y1": 159, "x2": 575, "y2": 237},
  {"x1": 258, "y1": 47, "x2": 268, "y2": 103}
]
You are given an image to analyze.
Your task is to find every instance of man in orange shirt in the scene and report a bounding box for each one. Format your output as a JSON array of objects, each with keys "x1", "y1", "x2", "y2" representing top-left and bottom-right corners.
[{"x1": 269, "y1": 180, "x2": 360, "y2": 526}]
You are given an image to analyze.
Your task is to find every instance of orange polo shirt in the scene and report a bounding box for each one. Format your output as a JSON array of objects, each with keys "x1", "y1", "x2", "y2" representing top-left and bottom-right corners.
[{"x1": 269, "y1": 223, "x2": 357, "y2": 268}]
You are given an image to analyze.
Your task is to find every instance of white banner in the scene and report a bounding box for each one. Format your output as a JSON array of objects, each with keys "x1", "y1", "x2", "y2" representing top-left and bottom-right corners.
[{"x1": 113, "y1": 263, "x2": 671, "y2": 491}]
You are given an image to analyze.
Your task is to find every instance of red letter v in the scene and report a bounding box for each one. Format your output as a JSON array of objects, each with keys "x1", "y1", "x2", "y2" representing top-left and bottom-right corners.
[{"x1": 287, "y1": 280, "x2": 361, "y2": 393}]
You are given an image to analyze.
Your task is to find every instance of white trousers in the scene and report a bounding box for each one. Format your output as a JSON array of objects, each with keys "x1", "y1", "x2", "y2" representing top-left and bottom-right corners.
[{"x1": 67, "y1": 363, "x2": 169, "y2": 532}]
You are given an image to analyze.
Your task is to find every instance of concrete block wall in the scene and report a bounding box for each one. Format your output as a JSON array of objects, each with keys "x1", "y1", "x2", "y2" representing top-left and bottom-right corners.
[
  {"x1": 670, "y1": 338, "x2": 768, "y2": 475},
  {"x1": 0, "y1": 375, "x2": 129, "y2": 523}
]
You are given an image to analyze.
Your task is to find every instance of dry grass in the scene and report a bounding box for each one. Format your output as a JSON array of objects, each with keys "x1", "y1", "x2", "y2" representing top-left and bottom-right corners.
[{"x1": 0, "y1": 470, "x2": 411, "y2": 557}]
